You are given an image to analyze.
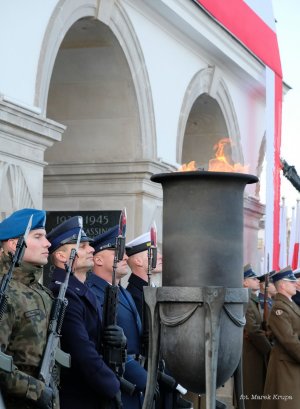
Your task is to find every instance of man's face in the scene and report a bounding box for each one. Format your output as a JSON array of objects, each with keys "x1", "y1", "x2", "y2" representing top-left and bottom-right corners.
[
  {"x1": 244, "y1": 277, "x2": 260, "y2": 291},
  {"x1": 72, "y1": 242, "x2": 95, "y2": 273},
  {"x1": 137, "y1": 249, "x2": 163, "y2": 274},
  {"x1": 268, "y1": 282, "x2": 277, "y2": 297},
  {"x1": 22, "y1": 229, "x2": 51, "y2": 266},
  {"x1": 281, "y1": 280, "x2": 298, "y2": 297},
  {"x1": 97, "y1": 249, "x2": 129, "y2": 280},
  {"x1": 59, "y1": 241, "x2": 94, "y2": 274}
]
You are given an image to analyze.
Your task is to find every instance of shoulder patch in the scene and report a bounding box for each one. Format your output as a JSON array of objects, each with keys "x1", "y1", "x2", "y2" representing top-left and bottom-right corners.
[
  {"x1": 275, "y1": 309, "x2": 283, "y2": 316},
  {"x1": 24, "y1": 309, "x2": 42, "y2": 319}
]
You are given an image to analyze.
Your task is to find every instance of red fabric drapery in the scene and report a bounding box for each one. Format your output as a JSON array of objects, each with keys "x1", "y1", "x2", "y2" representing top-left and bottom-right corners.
[{"x1": 194, "y1": 0, "x2": 282, "y2": 269}]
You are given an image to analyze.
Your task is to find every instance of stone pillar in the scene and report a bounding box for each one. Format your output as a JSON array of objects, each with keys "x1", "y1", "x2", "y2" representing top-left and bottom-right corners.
[
  {"x1": 0, "y1": 98, "x2": 64, "y2": 219},
  {"x1": 244, "y1": 195, "x2": 265, "y2": 273}
]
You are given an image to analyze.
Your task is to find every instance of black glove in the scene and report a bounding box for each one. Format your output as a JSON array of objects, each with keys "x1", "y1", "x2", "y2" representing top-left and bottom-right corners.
[
  {"x1": 114, "y1": 390, "x2": 123, "y2": 409},
  {"x1": 103, "y1": 325, "x2": 127, "y2": 348},
  {"x1": 174, "y1": 392, "x2": 193, "y2": 409},
  {"x1": 157, "y1": 370, "x2": 177, "y2": 392},
  {"x1": 36, "y1": 386, "x2": 54, "y2": 409}
]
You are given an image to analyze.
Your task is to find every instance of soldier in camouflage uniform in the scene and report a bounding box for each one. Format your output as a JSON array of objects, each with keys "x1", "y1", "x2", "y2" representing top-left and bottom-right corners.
[{"x1": 0, "y1": 208, "x2": 57, "y2": 409}]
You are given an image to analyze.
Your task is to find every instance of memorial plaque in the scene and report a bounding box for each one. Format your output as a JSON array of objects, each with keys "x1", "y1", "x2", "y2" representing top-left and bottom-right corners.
[{"x1": 43, "y1": 210, "x2": 121, "y2": 287}]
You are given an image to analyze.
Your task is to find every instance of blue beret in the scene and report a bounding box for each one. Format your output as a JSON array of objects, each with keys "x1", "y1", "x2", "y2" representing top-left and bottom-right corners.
[
  {"x1": 92, "y1": 225, "x2": 119, "y2": 254},
  {"x1": 0, "y1": 208, "x2": 46, "y2": 240},
  {"x1": 47, "y1": 216, "x2": 92, "y2": 254},
  {"x1": 243, "y1": 263, "x2": 258, "y2": 279},
  {"x1": 272, "y1": 266, "x2": 297, "y2": 283}
]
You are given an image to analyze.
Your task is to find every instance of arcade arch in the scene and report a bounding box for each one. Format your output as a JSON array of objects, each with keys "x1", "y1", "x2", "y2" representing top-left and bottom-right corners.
[
  {"x1": 178, "y1": 67, "x2": 244, "y2": 168},
  {"x1": 38, "y1": 0, "x2": 156, "y2": 167},
  {"x1": 37, "y1": 0, "x2": 163, "y2": 237}
]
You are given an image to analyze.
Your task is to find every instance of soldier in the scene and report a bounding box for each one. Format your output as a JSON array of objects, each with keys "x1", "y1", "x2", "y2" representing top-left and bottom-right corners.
[
  {"x1": 262, "y1": 266, "x2": 300, "y2": 409},
  {"x1": 126, "y1": 233, "x2": 193, "y2": 409},
  {"x1": 46, "y1": 217, "x2": 125, "y2": 409},
  {"x1": 126, "y1": 232, "x2": 162, "y2": 318},
  {"x1": 291, "y1": 268, "x2": 300, "y2": 306},
  {"x1": 242, "y1": 264, "x2": 272, "y2": 409},
  {"x1": 0, "y1": 208, "x2": 57, "y2": 409},
  {"x1": 257, "y1": 271, "x2": 277, "y2": 315},
  {"x1": 86, "y1": 225, "x2": 148, "y2": 409}
]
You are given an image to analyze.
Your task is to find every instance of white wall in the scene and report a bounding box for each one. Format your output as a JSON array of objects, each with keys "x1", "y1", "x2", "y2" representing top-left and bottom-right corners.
[{"x1": 0, "y1": 0, "x2": 58, "y2": 108}]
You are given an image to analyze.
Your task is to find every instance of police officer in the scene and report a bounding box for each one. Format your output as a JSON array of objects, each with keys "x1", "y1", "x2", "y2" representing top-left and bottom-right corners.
[
  {"x1": 242, "y1": 264, "x2": 272, "y2": 409},
  {"x1": 86, "y1": 225, "x2": 148, "y2": 409},
  {"x1": 262, "y1": 266, "x2": 300, "y2": 409},
  {"x1": 47, "y1": 217, "x2": 125, "y2": 409},
  {"x1": 0, "y1": 208, "x2": 56, "y2": 409}
]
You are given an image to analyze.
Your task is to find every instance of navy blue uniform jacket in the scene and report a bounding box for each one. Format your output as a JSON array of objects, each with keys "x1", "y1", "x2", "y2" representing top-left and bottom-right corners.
[
  {"x1": 126, "y1": 273, "x2": 175, "y2": 409},
  {"x1": 126, "y1": 273, "x2": 147, "y2": 319},
  {"x1": 86, "y1": 273, "x2": 147, "y2": 409},
  {"x1": 50, "y1": 267, "x2": 119, "y2": 409}
]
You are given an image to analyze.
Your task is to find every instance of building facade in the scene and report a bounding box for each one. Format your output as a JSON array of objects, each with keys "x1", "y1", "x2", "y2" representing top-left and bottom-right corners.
[{"x1": 0, "y1": 0, "x2": 279, "y2": 270}]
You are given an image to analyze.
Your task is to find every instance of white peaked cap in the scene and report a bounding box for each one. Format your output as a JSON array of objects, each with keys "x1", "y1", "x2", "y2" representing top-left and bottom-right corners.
[{"x1": 126, "y1": 232, "x2": 151, "y2": 256}]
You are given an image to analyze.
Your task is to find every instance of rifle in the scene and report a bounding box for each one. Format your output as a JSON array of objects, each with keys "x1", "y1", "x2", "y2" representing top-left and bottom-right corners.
[
  {"x1": 143, "y1": 226, "x2": 189, "y2": 402},
  {"x1": 102, "y1": 208, "x2": 135, "y2": 398},
  {"x1": 147, "y1": 222, "x2": 157, "y2": 286},
  {"x1": 141, "y1": 223, "x2": 158, "y2": 358},
  {"x1": 0, "y1": 215, "x2": 33, "y2": 372},
  {"x1": 38, "y1": 216, "x2": 83, "y2": 386},
  {"x1": 262, "y1": 254, "x2": 270, "y2": 332}
]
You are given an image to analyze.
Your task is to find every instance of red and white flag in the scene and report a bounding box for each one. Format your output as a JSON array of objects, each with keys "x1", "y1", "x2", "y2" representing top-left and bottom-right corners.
[
  {"x1": 194, "y1": 0, "x2": 282, "y2": 270},
  {"x1": 279, "y1": 198, "x2": 287, "y2": 268},
  {"x1": 292, "y1": 200, "x2": 300, "y2": 270},
  {"x1": 288, "y1": 205, "x2": 296, "y2": 265}
]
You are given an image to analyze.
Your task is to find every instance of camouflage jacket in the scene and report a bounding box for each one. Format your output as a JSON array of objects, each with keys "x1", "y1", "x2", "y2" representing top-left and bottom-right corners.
[{"x1": 0, "y1": 253, "x2": 57, "y2": 406}]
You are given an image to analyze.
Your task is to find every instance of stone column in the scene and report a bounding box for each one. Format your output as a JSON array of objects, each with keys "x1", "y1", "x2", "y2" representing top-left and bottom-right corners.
[
  {"x1": 0, "y1": 98, "x2": 64, "y2": 219},
  {"x1": 244, "y1": 196, "x2": 265, "y2": 273}
]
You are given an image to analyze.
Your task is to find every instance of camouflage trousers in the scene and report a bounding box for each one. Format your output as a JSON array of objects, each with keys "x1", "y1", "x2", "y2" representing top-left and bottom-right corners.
[{"x1": 4, "y1": 395, "x2": 37, "y2": 409}]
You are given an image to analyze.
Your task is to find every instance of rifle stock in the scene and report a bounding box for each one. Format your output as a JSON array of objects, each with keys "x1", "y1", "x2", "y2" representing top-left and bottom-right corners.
[
  {"x1": 102, "y1": 284, "x2": 126, "y2": 377},
  {"x1": 102, "y1": 209, "x2": 135, "y2": 396},
  {"x1": 262, "y1": 254, "x2": 270, "y2": 332},
  {"x1": 262, "y1": 272, "x2": 269, "y2": 331},
  {"x1": 142, "y1": 223, "x2": 158, "y2": 356},
  {"x1": 38, "y1": 218, "x2": 83, "y2": 385}
]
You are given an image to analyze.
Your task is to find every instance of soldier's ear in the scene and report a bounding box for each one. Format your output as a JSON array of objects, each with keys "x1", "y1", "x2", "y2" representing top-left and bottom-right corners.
[
  {"x1": 55, "y1": 249, "x2": 68, "y2": 263},
  {"x1": 6, "y1": 238, "x2": 18, "y2": 254},
  {"x1": 134, "y1": 255, "x2": 144, "y2": 267},
  {"x1": 94, "y1": 254, "x2": 103, "y2": 267}
]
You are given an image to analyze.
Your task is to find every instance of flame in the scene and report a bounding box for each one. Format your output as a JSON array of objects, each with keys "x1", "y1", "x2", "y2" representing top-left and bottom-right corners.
[
  {"x1": 177, "y1": 160, "x2": 198, "y2": 172},
  {"x1": 208, "y1": 138, "x2": 249, "y2": 173},
  {"x1": 178, "y1": 138, "x2": 249, "y2": 173}
]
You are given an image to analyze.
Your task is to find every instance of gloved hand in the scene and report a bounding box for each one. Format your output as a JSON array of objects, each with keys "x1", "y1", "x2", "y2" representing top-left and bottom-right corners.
[
  {"x1": 35, "y1": 385, "x2": 54, "y2": 409},
  {"x1": 103, "y1": 325, "x2": 127, "y2": 348},
  {"x1": 114, "y1": 390, "x2": 123, "y2": 409},
  {"x1": 157, "y1": 370, "x2": 177, "y2": 392}
]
